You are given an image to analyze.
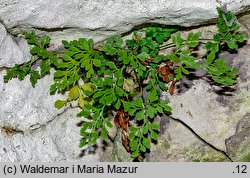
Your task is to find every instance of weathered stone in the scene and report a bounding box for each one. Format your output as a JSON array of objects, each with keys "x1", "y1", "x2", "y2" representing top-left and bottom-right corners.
[
  {"x1": 0, "y1": 108, "x2": 100, "y2": 162},
  {"x1": 1, "y1": 1, "x2": 250, "y2": 162},
  {"x1": 159, "y1": 45, "x2": 250, "y2": 154},
  {"x1": 0, "y1": 70, "x2": 64, "y2": 132},
  {"x1": 239, "y1": 12, "x2": 250, "y2": 44},
  {"x1": 0, "y1": 130, "x2": 61, "y2": 162},
  {"x1": 165, "y1": 79, "x2": 232, "y2": 151},
  {"x1": 225, "y1": 113, "x2": 250, "y2": 161},
  {"x1": 0, "y1": 23, "x2": 31, "y2": 67},
  {"x1": 0, "y1": 0, "x2": 250, "y2": 44},
  {"x1": 100, "y1": 140, "x2": 133, "y2": 162},
  {"x1": 102, "y1": 116, "x2": 229, "y2": 162}
]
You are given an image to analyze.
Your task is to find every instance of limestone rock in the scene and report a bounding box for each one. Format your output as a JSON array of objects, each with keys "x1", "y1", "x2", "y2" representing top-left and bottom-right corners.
[
  {"x1": 0, "y1": 0, "x2": 250, "y2": 43},
  {"x1": 0, "y1": 108, "x2": 100, "y2": 162},
  {"x1": 225, "y1": 113, "x2": 250, "y2": 161},
  {"x1": 239, "y1": 12, "x2": 250, "y2": 44},
  {"x1": 0, "y1": 130, "x2": 61, "y2": 162},
  {"x1": 0, "y1": 23, "x2": 31, "y2": 67},
  {"x1": 149, "y1": 117, "x2": 229, "y2": 162},
  {"x1": 0, "y1": 70, "x2": 64, "y2": 132},
  {"x1": 163, "y1": 45, "x2": 250, "y2": 153},
  {"x1": 1, "y1": 1, "x2": 250, "y2": 162},
  {"x1": 141, "y1": 46, "x2": 250, "y2": 161}
]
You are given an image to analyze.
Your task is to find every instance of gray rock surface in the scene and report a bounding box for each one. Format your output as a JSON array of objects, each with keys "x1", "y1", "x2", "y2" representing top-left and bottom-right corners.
[
  {"x1": 0, "y1": 71, "x2": 63, "y2": 132},
  {"x1": 164, "y1": 45, "x2": 250, "y2": 154},
  {"x1": 239, "y1": 12, "x2": 250, "y2": 44},
  {"x1": 0, "y1": 23, "x2": 31, "y2": 67},
  {"x1": 0, "y1": 58, "x2": 101, "y2": 161},
  {"x1": 225, "y1": 113, "x2": 250, "y2": 161},
  {"x1": 149, "y1": 117, "x2": 229, "y2": 162},
  {"x1": 1, "y1": 1, "x2": 250, "y2": 162},
  {"x1": 0, "y1": 0, "x2": 250, "y2": 44},
  {"x1": 0, "y1": 108, "x2": 100, "y2": 162}
]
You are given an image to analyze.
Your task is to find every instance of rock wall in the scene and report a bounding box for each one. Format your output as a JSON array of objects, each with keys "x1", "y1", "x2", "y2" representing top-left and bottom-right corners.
[
  {"x1": 0, "y1": 23, "x2": 31, "y2": 67},
  {"x1": 1, "y1": 0, "x2": 250, "y2": 162},
  {"x1": 1, "y1": 0, "x2": 250, "y2": 45}
]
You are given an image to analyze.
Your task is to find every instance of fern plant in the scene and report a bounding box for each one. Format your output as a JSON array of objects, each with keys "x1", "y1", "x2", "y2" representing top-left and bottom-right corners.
[{"x1": 3, "y1": 8, "x2": 247, "y2": 160}]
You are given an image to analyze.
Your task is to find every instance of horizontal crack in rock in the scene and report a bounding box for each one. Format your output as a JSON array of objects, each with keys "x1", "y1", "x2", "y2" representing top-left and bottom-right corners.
[
  {"x1": 0, "y1": 107, "x2": 72, "y2": 137},
  {"x1": 27, "y1": 106, "x2": 74, "y2": 133},
  {"x1": 0, "y1": 66, "x2": 9, "y2": 72},
  {"x1": 34, "y1": 26, "x2": 74, "y2": 32},
  {"x1": 0, "y1": 125, "x2": 24, "y2": 135}
]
